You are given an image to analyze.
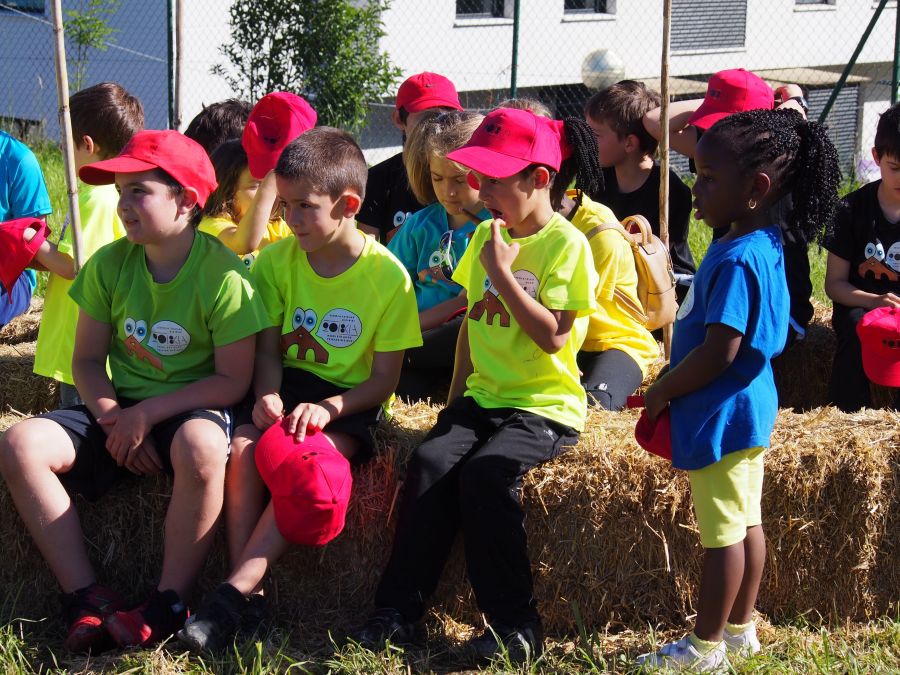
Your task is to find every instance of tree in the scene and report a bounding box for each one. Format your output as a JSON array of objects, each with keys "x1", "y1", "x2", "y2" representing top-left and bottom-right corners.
[
  {"x1": 213, "y1": 0, "x2": 401, "y2": 132},
  {"x1": 65, "y1": 0, "x2": 120, "y2": 92}
]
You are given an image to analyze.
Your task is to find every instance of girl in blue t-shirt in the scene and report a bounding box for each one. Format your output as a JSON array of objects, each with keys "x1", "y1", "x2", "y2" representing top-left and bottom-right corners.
[
  {"x1": 639, "y1": 109, "x2": 840, "y2": 671},
  {"x1": 387, "y1": 110, "x2": 489, "y2": 401}
]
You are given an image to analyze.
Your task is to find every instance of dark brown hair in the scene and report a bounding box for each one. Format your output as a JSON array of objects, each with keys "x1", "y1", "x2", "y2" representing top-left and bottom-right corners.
[
  {"x1": 584, "y1": 80, "x2": 661, "y2": 156},
  {"x1": 70, "y1": 82, "x2": 144, "y2": 159},
  {"x1": 184, "y1": 98, "x2": 252, "y2": 155},
  {"x1": 275, "y1": 127, "x2": 367, "y2": 200}
]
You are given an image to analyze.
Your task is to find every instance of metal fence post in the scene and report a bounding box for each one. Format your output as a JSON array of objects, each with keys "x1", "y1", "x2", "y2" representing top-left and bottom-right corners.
[{"x1": 510, "y1": 0, "x2": 520, "y2": 99}]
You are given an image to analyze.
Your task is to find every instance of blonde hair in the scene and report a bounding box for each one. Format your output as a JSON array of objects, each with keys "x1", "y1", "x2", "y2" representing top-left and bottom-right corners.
[
  {"x1": 403, "y1": 110, "x2": 484, "y2": 205},
  {"x1": 495, "y1": 97, "x2": 553, "y2": 119}
]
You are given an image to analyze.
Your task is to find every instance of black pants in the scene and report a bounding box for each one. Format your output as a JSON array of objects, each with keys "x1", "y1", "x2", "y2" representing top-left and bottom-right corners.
[
  {"x1": 374, "y1": 396, "x2": 578, "y2": 627},
  {"x1": 829, "y1": 306, "x2": 876, "y2": 412},
  {"x1": 578, "y1": 348, "x2": 644, "y2": 410},
  {"x1": 395, "y1": 313, "x2": 464, "y2": 403}
]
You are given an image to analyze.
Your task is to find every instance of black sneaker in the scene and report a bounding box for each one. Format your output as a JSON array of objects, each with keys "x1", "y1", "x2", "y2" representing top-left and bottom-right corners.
[
  {"x1": 346, "y1": 608, "x2": 416, "y2": 650},
  {"x1": 177, "y1": 583, "x2": 246, "y2": 653},
  {"x1": 239, "y1": 593, "x2": 268, "y2": 639},
  {"x1": 466, "y1": 621, "x2": 544, "y2": 664}
]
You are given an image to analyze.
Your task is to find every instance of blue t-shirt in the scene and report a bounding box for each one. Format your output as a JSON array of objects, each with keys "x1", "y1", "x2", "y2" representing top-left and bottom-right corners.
[
  {"x1": 669, "y1": 226, "x2": 789, "y2": 470},
  {"x1": 387, "y1": 202, "x2": 488, "y2": 311}
]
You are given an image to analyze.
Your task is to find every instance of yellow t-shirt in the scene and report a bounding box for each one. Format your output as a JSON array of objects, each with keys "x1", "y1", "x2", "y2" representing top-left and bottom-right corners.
[
  {"x1": 34, "y1": 183, "x2": 124, "y2": 385},
  {"x1": 251, "y1": 232, "x2": 422, "y2": 389},
  {"x1": 568, "y1": 194, "x2": 659, "y2": 376},
  {"x1": 198, "y1": 215, "x2": 292, "y2": 269},
  {"x1": 69, "y1": 232, "x2": 270, "y2": 400},
  {"x1": 453, "y1": 213, "x2": 598, "y2": 432}
]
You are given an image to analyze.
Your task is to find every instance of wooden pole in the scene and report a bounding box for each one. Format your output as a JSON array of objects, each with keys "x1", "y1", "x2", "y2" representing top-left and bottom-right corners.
[
  {"x1": 50, "y1": 0, "x2": 84, "y2": 269},
  {"x1": 659, "y1": 0, "x2": 672, "y2": 359}
]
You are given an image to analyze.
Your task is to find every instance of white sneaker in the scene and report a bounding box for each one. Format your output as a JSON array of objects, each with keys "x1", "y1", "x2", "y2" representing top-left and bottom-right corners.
[
  {"x1": 723, "y1": 623, "x2": 761, "y2": 656},
  {"x1": 636, "y1": 635, "x2": 727, "y2": 672}
]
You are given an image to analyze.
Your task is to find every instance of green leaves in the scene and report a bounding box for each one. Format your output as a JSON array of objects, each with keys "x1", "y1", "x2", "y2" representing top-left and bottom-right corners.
[{"x1": 64, "y1": 0, "x2": 120, "y2": 92}]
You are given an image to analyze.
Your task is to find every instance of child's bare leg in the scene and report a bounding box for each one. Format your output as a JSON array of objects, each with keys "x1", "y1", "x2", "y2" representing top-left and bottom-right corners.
[
  {"x1": 158, "y1": 419, "x2": 228, "y2": 598},
  {"x1": 728, "y1": 524, "x2": 765, "y2": 624},
  {"x1": 693, "y1": 540, "x2": 745, "y2": 642},
  {"x1": 224, "y1": 424, "x2": 266, "y2": 568},
  {"x1": 0, "y1": 419, "x2": 94, "y2": 592},
  {"x1": 226, "y1": 502, "x2": 290, "y2": 594}
]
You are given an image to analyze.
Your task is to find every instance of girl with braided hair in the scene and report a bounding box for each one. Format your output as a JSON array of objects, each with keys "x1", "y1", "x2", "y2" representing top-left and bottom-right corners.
[{"x1": 639, "y1": 108, "x2": 840, "y2": 671}]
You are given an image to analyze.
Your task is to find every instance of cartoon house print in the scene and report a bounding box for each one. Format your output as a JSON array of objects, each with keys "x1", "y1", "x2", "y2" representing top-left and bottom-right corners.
[
  {"x1": 468, "y1": 271, "x2": 539, "y2": 328},
  {"x1": 281, "y1": 307, "x2": 364, "y2": 363},
  {"x1": 123, "y1": 317, "x2": 163, "y2": 371},
  {"x1": 282, "y1": 308, "x2": 329, "y2": 364},
  {"x1": 859, "y1": 239, "x2": 900, "y2": 282}
]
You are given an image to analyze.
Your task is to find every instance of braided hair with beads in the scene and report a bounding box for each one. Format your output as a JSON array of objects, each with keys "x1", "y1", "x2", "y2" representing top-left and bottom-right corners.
[
  {"x1": 551, "y1": 117, "x2": 605, "y2": 210},
  {"x1": 702, "y1": 108, "x2": 841, "y2": 244}
]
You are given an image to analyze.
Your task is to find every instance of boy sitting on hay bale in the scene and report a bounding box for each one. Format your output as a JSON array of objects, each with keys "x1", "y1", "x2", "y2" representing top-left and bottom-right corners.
[{"x1": 0, "y1": 130, "x2": 269, "y2": 653}]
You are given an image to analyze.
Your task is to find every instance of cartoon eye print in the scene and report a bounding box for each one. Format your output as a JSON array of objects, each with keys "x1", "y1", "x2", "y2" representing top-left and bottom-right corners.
[
  {"x1": 292, "y1": 308, "x2": 318, "y2": 331},
  {"x1": 124, "y1": 317, "x2": 136, "y2": 337},
  {"x1": 429, "y1": 251, "x2": 442, "y2": 267},
  {"x1": 393, "y1": 211, "x2": 408, "y2": 228},
  {"x1": 865, "y1": 241, "x2": 886, "y2": 261},
  {"x1": 134, "y1": 320, "x2": 148, "y2": 342},
  {"x1": 482, "y1": 277, "x2": 492, "y2": 292},
  {"x1": 242, "y1": 254, "x2": 255, "y2": 268}
]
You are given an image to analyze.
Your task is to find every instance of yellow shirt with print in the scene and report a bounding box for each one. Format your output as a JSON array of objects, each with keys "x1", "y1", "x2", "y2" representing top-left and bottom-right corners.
[
  {"x1": 251, "y1": 232, "x2": 422, "y2": 390},
  {"x1": 34, "y1": 183, "x2": 124, "y2": 385},
  {"x1": 568, "y1": 193, "x2": 659, "y2": 377},
  {"x1": 453, "y1": 213, "x2": 597, "y2": 432},
  {"x1": 199, "y1": 215, "x2": 292, "y2": 269}
]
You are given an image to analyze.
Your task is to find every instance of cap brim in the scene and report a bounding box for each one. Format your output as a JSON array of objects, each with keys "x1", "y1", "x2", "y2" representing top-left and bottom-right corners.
[
  {"x1": 78, "y1": 156, "x2": 160, "y2": 185},
  {"x1": 403, "y1": 96, "x2": 464, "y2": 113},
  {"x1": 861, "y1": 349, "x2": 900, "y2": 387},
  {"x1": 687, "y1": 107, "x2": 731, "y2": 131},
  {"x1": 246, "y1": 149, "x2": 282, "y2": 180},
  {"x1": 446, "y1": 146, "x2": 531, "y2": 179}
]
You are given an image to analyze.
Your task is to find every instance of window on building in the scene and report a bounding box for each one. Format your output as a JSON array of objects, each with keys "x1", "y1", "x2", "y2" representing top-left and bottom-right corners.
[
  {"x1": 672, "y1": 0, "x2": 747, "y2": 52},
  {"x1": 456, "y1": 0, "x2": 505, "y2": 17},
  {"x1": 1, "y1": 0, "x2": 44, "y2": 12},
  {"x1": 564, "y1": 0, "x2": 614, "y2": 13}
]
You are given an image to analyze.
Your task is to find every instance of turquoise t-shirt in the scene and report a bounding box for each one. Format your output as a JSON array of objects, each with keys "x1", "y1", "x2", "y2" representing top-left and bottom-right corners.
[{"x1": 387, "y1": 202, "x2": 489, "y2": 311}]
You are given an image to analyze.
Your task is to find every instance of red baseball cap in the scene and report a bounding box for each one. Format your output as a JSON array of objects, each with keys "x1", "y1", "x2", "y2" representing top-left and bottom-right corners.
[
  {"x1": 688, "y1": 69, "x2": 774, "y2": 131},
  {"x1": 0, "y1": 217, "x2": 49, "y2": 300},
  {"x1": 242, "y1": 92, "x2": 317, "y2": 179},
  {"x1": 255, "y1": 420, "x2": 353, "y2": 546},
  {"x1": 634, "y1": 406, "x2": 672, "y2": 461},
  {"x1": 395, "y1": 72, "x2": 463, "y2": 114},
  {"x1": 447, "y1": 108, "x2": 571, "y2": 179},
  {"x1": 857, "y1": 307, "x2": 900, "y2": 387},
  {"x1": 79, "y1": 130, "x2": 217, "y2": 208}
]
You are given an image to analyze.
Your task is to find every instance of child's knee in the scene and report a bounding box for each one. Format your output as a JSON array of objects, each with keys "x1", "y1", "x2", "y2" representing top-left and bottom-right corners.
[
  {"x1": 458, "y1": 455, "x2": 512, "y2": 503},
  {"x1": 171, "y1": 422, "x2": 228, "y2": 482},
  {"x1": 0, "y1": 419, "x2": 61, "y2": 476}
]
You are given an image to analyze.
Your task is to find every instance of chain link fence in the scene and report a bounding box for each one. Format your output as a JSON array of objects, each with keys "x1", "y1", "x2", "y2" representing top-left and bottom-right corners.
[{"x1": 1, "y1": 0, "x2": 898, "y2": 179}]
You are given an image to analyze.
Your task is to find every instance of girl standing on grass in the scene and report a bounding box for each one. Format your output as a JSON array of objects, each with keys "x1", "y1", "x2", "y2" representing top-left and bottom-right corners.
[{"x1": 639, "y1": 109, "x2": 840, "y2": 671}]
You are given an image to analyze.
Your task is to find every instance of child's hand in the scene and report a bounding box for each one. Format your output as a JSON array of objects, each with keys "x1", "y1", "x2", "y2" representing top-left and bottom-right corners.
[
  {"x1": 643, "y1": 383, "x2": 669, "y2": 422},
  {"x1": 480, "y1": 219, "x2": 519, "y2": 280},
  {"x1": 285, "y1": 402, "x2": 332, "y2": 443},
  {"x1": 98, "y1": 404, "x2": 153, "y2": 465},
  {"x1": 252, "y1": 393, "x2": 284, "y2": 430},
  {"x1": 124, "y1": 437, "x2": 163, "y2": 476},
  {"x1": 872, "y1": 292, "x2": 900, "y2": 309}
]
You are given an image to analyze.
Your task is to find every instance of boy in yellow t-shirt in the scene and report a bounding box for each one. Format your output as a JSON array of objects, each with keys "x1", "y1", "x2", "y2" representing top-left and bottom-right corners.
[
  {"x1": 178, "y1": 128, "x2": 421, "y2": 653},
  {"x1": 351, "y1": 108, "x2": 599, "y2": 663},
  {"x1": 33, "y1": 82, "x2": 144, "y2": 406}
]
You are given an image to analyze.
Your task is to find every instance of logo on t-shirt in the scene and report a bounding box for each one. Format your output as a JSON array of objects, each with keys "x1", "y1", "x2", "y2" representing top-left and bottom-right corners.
[
  {"x1": 468, "y1": 270, "x2": 539, "y2": 328},
  {"x1": 281, "y1": 307, "x2": 363, "y2": 363},
  {"x1": 121, "y1": 317, "x2": 190, "y2": 371},
  {"x1": 859, "y1": 239, "x2": 900, "y2": 282}
]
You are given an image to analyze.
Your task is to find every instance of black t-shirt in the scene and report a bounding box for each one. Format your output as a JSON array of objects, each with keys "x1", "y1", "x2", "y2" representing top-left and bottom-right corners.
[
  {"x1": 595, "y1": 165, "x2": 696, "y2": 276},
  {"x1": 357, "y1": 152, "x2": 423, "y2": 242},
  {"x1": 823, "y1": 180, "x2": 900, "y2": 306}
]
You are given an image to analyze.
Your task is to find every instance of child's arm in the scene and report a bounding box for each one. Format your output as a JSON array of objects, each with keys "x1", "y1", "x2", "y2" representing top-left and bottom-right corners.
[
  {"x1": 644, "y1": 323, "x2": 743, "y2": 420},
  {"x1": 824, "y1": 252, "x2": 900, "y2": 309},
  {"x1": 481, "y1": 219, "x2": 576, "y2": 354},
  {"x1": 250, "y1": 327, "x2": 286, "y2": 430},
  {"x1": 283, "y1": 350, "x2": 405, "y2": 442},
  {"x1": 216, "y1": 171, "x2": 278, "y2": 255},
  {"x1": 419, "y1": 292, "x2": 467, "y2": 331},
  {"x1": 643, "y1": 99, "x2": 703, "y2": 158},
  {"x1": 448, "y1": 318, "x2": 473, "y2": 403},
  {"x1": 23, "y1": 222, "x2": 75, "y2": 279}
]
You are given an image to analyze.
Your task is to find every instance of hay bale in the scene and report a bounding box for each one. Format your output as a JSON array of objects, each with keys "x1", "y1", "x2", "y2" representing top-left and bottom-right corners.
[
  {"x1": 0, "y1": 341, "x2": 56, "y2": 415},
  {"x1": 0, "y1": 402, "x2": 896, "y2": 638},
  {"x1": 0, "y1": 298, "x2": 42, "y2": 345}
]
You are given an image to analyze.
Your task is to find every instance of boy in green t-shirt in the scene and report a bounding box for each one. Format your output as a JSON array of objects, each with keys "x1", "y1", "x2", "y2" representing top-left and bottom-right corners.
[
  {"x1": 0, "y1": 130, "x2": 269, "y2": 653},
  {"x1": 177, "y1": 128, "x2": 421, "y2": 653},
  {"x1": 34, "y1": 82, "x2": 144, "y2": 406}
]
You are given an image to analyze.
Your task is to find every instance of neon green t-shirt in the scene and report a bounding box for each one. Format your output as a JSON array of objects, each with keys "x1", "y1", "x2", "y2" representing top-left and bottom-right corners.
[
  {"x1": 568, "y1": 194, "x2": 659, "y2": 376},
  {"x1": 251, "y1": 232, "x2": 422, "y2": 389},
  {"x1": 69, "y1": 232, "x2": 270, "y2": 400},
  {"x1": 198, "y1": 215, "x2": 292, "y2": 269},
  {"x1": 34, "y1": 183, "x2": 124, "y2": 385},
  {"x1": 453, "y1": 213, "x2": 598, "y2": 431}
]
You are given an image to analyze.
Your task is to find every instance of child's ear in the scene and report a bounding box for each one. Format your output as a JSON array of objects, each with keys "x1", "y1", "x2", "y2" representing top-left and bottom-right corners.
[
  {"x1": 623, "y1": 133, "x2": 640, "y2": 153},
  {"x1": 179, "y1": 186, "x2": 201, "y2": 213},
  {"x1": 80, "y1": 135, "x2": 97, "y2": 156},
  {"x1": 341, "y1": 192, "x2": 362, "y2": 217},
  {"x1": 532, "y1": 166, "x2": 552, "y2": 190},
  {"x1": 872, "y1": 147, "x2": 881, "y2": 164},
  {"x1": 750, "y1": 171, "x2": 772, "y2": 205},
  {"x1": 391, "y1": 108, "x2": 406, "y2": 133}
]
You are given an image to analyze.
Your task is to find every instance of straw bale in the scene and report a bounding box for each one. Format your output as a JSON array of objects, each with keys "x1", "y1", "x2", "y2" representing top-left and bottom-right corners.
[
  {"x1": 0, "y1": 402, "x2": 896, "y2": 639},
  {"x1": 0, "y1": 297, "x2": 42, "y2": 345},
  {"x1": 0, "y1": 341, "x2": 57, "y2": 414}
]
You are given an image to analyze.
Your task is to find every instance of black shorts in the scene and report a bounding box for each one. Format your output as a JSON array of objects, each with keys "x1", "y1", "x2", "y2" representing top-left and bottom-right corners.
[
  {"x1": 235, "y1": 368, "x2": 382, "y2": 460},
  {"x1": 38, "y1": 398, "x2": 232, "y2": 501}
]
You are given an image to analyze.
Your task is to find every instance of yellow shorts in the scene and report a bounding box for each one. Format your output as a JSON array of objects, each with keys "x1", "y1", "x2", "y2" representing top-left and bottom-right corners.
[{"x1": 688, "y1": 447, "x2": 765, "y2": 549}]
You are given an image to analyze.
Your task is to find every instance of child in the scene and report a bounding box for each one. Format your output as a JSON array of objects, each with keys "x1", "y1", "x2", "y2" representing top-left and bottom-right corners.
[
  {"x1": 638, "y1": 109, "x2": 840, "y2": 670},
  {"x1": 199, "y1": 92, "x2": 316, "y2": 261},
  {"x1": 388, "y1": 110, "x2": 490, "y2": 401},
  {"x1": 0, "y1": 130, "x2": 269, "y2": 652},
  {"x1": 585, "y1": 80, "x2": 695, "y2": 283},
  {"x1": 358, "y1": 72, "x2": 463, "y2": 242},
  {"x1": 349, "y1": 108, "x2": 599, "y2": 662},
  {"x1": 177, "y1": 128, "x2": 421, "y2": 653},
  {"x1": 184, "y1": 98, "x2": 252, "y2": 155},
  {"x1": 824, "y1": 101, "x2": 900, "y2": 411},
  {"x1": 34, "y1": 82, "x2": 144, "y2": 407}
]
